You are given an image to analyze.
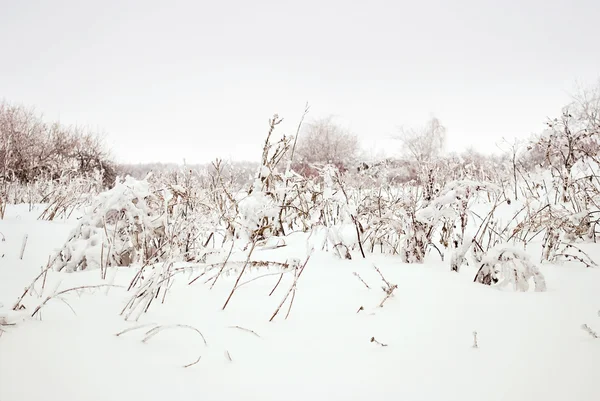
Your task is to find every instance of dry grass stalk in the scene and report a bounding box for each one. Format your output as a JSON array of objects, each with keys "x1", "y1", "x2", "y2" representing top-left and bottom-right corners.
[
  {"x1": 581, "y1": 324, "x2": 599, "y2": 339},
  {"x1": 12, "y1": 253, "x2": 61, "y2": 310},
  {"x1": 373, "y1": 264, "x2": 398, "y2": 307},
  {"x1": 378, "y1": 284, "x2": 399, "y2": 308},
  {"x1": 234, "y1": 269, "x2": 295, "y2": 291},
  {"x1": 228, "y1": 325, "x2": 261, "y2": 338},
  {"x1": 269, "y1": 252, "x2": 312, "y2": 322},
  {"x1": 284, "y1": 282, "x2": 297, "y2": 319},
  {"x1": 31, "y1": 284, "x2": 121, "y2": 318},
  {"x1": 352, "y1": 272, "x2": 371, "y2": 289},
  {"x1": 188, "y1": 259, "x2": 294, "y2": 287},
  {"x1": 115, "y1": 323, "x2": 158, "y2": 337},
  {"x1": 114, "y1": 324, "x2": 208, "y2": 368},
  {"x1": 142, "y1": 324, "x2": 207, "y2": 345},
  {"x1": 183, "y1": 355, "x2": 202, "y2": 368},
  {"x1": 370, "y1": 336, "x2": 388, "y2": 347},
  {"x1": 269, "y1": 272, "x2": 284, "y2": 296},
  {"x1": 222, "y1": 240, "x2": 258, "y2": 310},
  {"x1": 19, "y1": 234, "x2": 28, "y2": 260},
  {"x1": 208, "y1": 240, "x2": 235, "y2": 288}
]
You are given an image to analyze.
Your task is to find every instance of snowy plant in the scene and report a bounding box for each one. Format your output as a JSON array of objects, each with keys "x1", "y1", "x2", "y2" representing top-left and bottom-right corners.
[
  {"x1": 474, "y1": 246, "x2": 546, "y2": 292},
  {"x1": 232, "y1": 114, "x2": 298, "y2": 243},
  {"x1": 38, "y1": 170, "x2": 105, "y2": 221},
  {"x1": 52, "y1": 175, "x2": 166, "y2": 272},
  {"x1": 581, "y1": 324, "x2": 599, "y2": 339},
  {"x1": 408, "y1": 180, "x2": 499, "y2": 264},
  {"x1": 450, "y1": 236, "x2": 474, "y2": 272},
  {"x1": 315, "y1": 165, "x2": 366, "y2": 258},
  {"x1": 535, "y1": 102, "x2": 600, "y2": 203}
]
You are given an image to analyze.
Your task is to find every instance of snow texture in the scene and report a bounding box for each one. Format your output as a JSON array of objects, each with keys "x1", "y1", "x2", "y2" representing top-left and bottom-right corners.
[{"x1": 1, "y1": 205, "x2": 599, "y2": 401}]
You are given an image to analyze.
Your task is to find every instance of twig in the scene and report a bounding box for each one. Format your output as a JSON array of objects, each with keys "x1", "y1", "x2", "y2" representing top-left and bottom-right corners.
[
  {"x1": 41, "y1": 256, "x2": 50, "y2": 295},
  {"x1": 373, "y1": 264, "x2": 398, "y2": 307},
  {"x1": 352, "y1": 215, "x2": 366, "y2": 258},
  {"x1": 183, "y1": 355, "x2": 202, "y2": 368},
  {"x1": 19, "y1": 234, "x2": 28, "y2": 260},
  {"x1": 208, "y1": 240, "x2": 235, "y2": 288},
  {"x1": 581, "y1": 324, "x2": 599, "y2": 339},
  {"x1": 353, "y1": 272, "x2": 371, "y2": 289},
  {"x1": 269, "y1": 251, "x2": 312, "y2": 322},
  {"x1": 56, "y1": 297, "x2": 77, "y2": 316},
  {"x1": 269, "y1": 272, "x2": 284, "y2": 296},
  {"x1": 142, "y1": 324, "x2": 208, "y2": 346},
  {"x1": 373, "y1": 264, "x2": 391, "y2": 288},
  {"x1": 222, "y1": 240, "x2": 257, "y2": 310},
  {"x1": 378, "y1": 284, "x2": 398, "y2": 308},
  {"x1": 13, "y1": 252, "x2": 61, "y2": 310},
  {"x1": 289, "y1": 102, "x2": 310, "y2": 163},
  {"x1": 285, "y1": 285, "x2": 296, "y2": 320},
  {"x1": 228, "y1": 325, "x2": 261, "y2": 338},
  {"x1": 115, "y1": 323, "x2": 158, "y2": 337},
  {"x1": 235, "y1": 270, "x2": 294, "y2": 291},
  {"x1": 31, "y1": 284, "x2": 121, "y2": 317},
  {"x1": 370, "y1": 336, "x2": 388, "y2": 347},
  {"x1": 554, "y1": 253, "x2": 596, "y2": 268},
  {"x1": 140, "y1": 324, "x2": 206, "y2": 368}
]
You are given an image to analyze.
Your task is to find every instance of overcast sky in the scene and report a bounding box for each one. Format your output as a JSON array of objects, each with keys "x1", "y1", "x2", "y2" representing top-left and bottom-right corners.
[{"x1": 1, "y1": 0, "x2": 599, "y2": 164}]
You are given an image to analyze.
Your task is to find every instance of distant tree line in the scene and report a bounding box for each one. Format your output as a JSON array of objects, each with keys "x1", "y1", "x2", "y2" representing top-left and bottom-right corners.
[
  {"x1": 0, "y1": 101, "x2": 115, "y2": 186},
  {"x1": 3, "y1": 79, "x2": 598, "y2": 191},
  {"x1": 115, "y1": 160, "x2": 259, "y2": 189}
]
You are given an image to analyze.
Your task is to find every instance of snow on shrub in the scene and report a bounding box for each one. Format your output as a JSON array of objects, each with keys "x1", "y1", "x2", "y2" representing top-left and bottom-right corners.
[
  {"x1": 236, "y1": 183, "x2": 281, "y2": 243},
  {"x1": 405, "y1": 180, "x2": 499, "y2": 264},
  {"x1": 230, "y1": 114, "x2": 325, "y2": 245},
  {"x1": 473, "y1": 246, "x2": 547, "y2": 292},
  {"x1": 53, "y1": 175, "x2": 166, "y2": 272}
]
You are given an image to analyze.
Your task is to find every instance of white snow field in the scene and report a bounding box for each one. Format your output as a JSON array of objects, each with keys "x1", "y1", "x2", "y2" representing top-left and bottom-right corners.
[{"x1": 1, "y1": 204, "x2": 599, "y2": 401}]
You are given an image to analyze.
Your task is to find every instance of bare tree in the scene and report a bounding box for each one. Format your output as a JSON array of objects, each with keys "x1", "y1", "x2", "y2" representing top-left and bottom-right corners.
[
  {"x1": 533, "y1": 82, "x2": 600, "y2": 202},
  {"x1": 394, "y1": 117, "x2": 447, "y2": 201},
  {"x1": 0, "y1": 101, "x2": 114, "y2": 185},
  {"x1": 294, "y1": 116, "x2": 359, "y2": 169},
  {"x1": 395, "y1": 117, "x2": 446, "y2": 164},
  {"x1": 497, "y1": 138, "x2": 523, "y2": 201}
]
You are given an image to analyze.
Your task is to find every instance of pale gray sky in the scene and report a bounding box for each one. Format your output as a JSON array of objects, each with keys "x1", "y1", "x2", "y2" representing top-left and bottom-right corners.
[{"x1": 1, "y1": 0, "x2": 599, "y2": 163}]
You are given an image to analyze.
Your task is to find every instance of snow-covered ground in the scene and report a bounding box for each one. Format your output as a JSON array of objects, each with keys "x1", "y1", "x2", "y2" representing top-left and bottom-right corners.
[{"x1": 1, "y1": 205, "x2": 599, "y2": 401}]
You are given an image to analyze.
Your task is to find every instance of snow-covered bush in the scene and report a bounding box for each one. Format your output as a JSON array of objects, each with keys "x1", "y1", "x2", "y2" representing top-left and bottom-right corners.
[
  {"x1": 534, "y1": 100, "x2": 600, "y2": 203},
  {"x1": 0, "y1": 101, "x2": 114, "y2": 189},
  {"x1": 473, "y1": 246, "x2": 546, "y2": 292},
  {"x1": 408, "y1": 180, "x2": 500, "y2": 264},
  {"x1": 37, "y1": 170, "x2": 106, "y2": 220},
  {"x1": 53, "y1": 175, "x2": 166, "y2": 272},
  {"x1": 232, "y1": 115, "x2": 294, "y2": 243}
]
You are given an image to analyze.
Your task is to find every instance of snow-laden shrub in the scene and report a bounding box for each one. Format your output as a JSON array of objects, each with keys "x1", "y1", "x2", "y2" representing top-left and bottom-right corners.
[
  {"x1": 150, "y1": 167, "x2": 230, "y2": 262},
  {"x1": 401, "y1": 217, "x2": 429, "y2": 263},
  {"x1": 38, "y1": 170, "x2": 105, "y2": 221},
  {"x1": 306, "y1": 165, "x2": 364, "y2": 258},
  {"x1": 230, "y1": 114, "x2": 328, "y2": 245},
  {"x1": 232, "y1": 115, "x2": 293, "y2": 243},
  {"x1": 450, "y1": 236, "x2": 474, "y2": 272},
  {"x1": 236, "y1": 182, "x2": 282, "y2": 243},
  {"x1": 407, "y1": 180, "x2": 500, "y2": 264},
  {"x1": 535, "y1": 100, "x2": 600, "y2": 204},
  {"x1": 53, "y1": 175, "x2": 165, "y2": 272},
  {"x1": 473, "y1": 246, "x2": 546, "y2": 292}
]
